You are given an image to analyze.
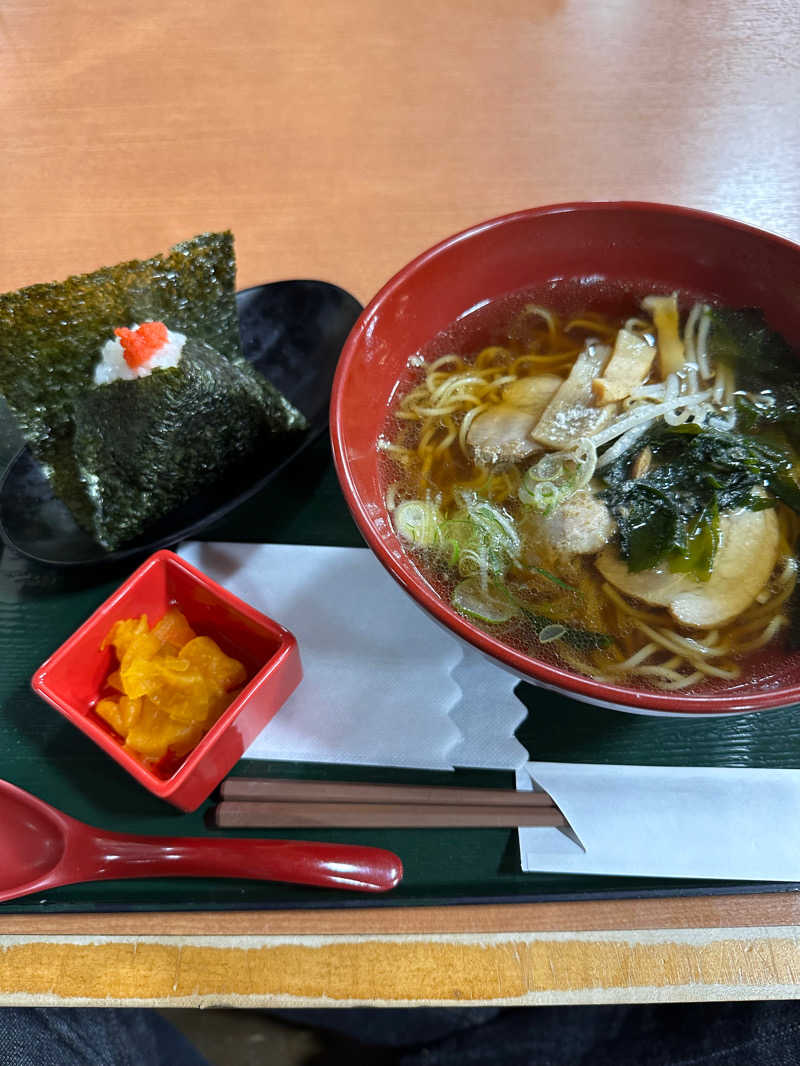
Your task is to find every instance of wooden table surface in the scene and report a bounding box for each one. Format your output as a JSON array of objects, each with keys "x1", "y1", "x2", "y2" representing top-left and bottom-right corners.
[{"x1": 2, "y1": 0, "x2": 800, "y2": 1006}]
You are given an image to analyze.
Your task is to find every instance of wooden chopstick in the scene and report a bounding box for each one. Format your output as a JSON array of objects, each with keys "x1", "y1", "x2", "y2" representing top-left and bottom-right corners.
[
  {"x1": 213, "y1": 777, "x2": 565, "y2": 829},
  {"x1": 213, "y1": 800, "x2": 567, "y2": 829},
  {"x1": 219, "y1": 777, "x2": 556, "y2": 809}
]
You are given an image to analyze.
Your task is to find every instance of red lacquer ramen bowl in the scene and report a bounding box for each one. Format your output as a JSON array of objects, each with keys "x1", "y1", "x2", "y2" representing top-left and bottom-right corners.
[{"x1": 331, "y1": 202, "x2": 800, "y2": 716}]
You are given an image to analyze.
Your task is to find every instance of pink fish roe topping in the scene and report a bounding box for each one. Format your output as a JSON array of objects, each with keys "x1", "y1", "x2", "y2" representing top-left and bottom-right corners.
[{"x1": 114, "y1": 321, "x2": 169, "y2": 369}]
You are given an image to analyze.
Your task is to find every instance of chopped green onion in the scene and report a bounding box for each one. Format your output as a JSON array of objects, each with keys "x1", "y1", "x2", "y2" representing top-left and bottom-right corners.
[
  {"x1": 531, "y1": 566, "x2": 576, "y2": 591},
  {"x1": 452, "y1": 576, "x2": 520, "y2": 624},
  {"x1": 393, "y1": 500, "x2": 441, "y2": 546},
  {"x1": 538, "y1": 624, "x2": 567, "y2": 643},
  {"x1": 518, "y1": 437, "x2": 597, "y2": 515},
  {"x1": 531, "y1": 481, "x2": 560, "y2": 514}
]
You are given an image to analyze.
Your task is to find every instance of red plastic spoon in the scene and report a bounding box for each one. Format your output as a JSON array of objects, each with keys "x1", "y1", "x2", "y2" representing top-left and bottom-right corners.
[{"x1": 0, "y1": 779, "x2": 403, "y2": 900}]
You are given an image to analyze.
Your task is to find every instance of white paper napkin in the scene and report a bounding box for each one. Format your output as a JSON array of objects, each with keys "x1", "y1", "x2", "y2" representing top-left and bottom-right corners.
[
  {"x1": 448, "y1": 651, "x2": 527, "y2": 771},
  {"x1": 517, "y1": 762, "x2": 800, "y2": 881},
  {"x1": 179, "y1": 542, "x2": 528, "y2": 771}
]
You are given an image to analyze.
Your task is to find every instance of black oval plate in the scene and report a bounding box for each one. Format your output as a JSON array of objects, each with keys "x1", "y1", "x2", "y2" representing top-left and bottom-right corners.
[{"x1": 0, "y1": 280, "x2": 362, "y2": 567}]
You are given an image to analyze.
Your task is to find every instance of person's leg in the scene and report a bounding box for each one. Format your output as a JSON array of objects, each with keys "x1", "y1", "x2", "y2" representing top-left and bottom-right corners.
[
  {"x1": 0, "y1": 1008, "x2": 211, "y2": 1066},
  {"x1": 392, "y1": 1002, "x2": 800, "y2": 1066},
  {"x1": 272, "y1": 1006, "x2": 502, "y2": 1048}
]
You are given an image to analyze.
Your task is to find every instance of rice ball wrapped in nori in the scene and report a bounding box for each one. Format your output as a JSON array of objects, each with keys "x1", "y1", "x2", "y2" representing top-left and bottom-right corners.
[
  {"x1": 0, "y1": 231, "x2": 307, "y2": 549},
  {"x1": 73, "y1": 333, "x2": 305, "y2": 549}
]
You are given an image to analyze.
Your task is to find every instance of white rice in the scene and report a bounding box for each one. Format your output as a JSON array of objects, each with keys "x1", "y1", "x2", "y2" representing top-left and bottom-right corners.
[{"x1": 93, "y1": 325, "x2": 187, "y2": 385}]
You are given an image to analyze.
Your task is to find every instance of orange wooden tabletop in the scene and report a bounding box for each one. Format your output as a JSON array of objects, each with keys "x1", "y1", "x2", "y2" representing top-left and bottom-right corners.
[{"x1": 2, "y1": 0, "x2": 800, "y2": 1005}]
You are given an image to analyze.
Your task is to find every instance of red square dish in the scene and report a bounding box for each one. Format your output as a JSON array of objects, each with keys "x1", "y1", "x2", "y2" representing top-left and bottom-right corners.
[{"x1": 31, "y1": 549, "x2": 302, "y2": 811}]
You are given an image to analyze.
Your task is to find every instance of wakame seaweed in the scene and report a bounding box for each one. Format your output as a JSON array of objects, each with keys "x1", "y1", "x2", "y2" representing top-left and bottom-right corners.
[
  {"x1": 600, "y1": 423, "x2": 799, "y2": 576},
  {"x1": 707, "y1": 307, "x2": 795, "y2": 390},
  {"x1": 708, "y1": 307, "x2": 800, "y2": 450},
  {"x1": 0, "y1": 232, "x2": 307, "y2": 548},
  {"x1": 72, "y1": 339, "x2": 305, "y2": 550},
  {"x1": 493, "y1": 581, "x2": 613, "y2": 651}
]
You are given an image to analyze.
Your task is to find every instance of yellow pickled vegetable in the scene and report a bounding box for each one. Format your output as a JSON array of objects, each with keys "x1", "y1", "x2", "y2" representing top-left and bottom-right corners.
[
  {"x1": 152, "y1": 607, "x2": 197, "y2": 649},
  {"x1": 95, "y1": 607, "x2": 247, "y2": 767},
  {"x1": 180, "y1": 636, "x2": 247, "y2": 692}
]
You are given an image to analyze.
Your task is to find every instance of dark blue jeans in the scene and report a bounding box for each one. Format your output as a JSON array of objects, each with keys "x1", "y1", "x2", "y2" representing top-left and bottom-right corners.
[
  {"x1": 279, "y1": 1004, "x2": 800, "y2": 1064},
  {"x1": 2, "y1": 1003, "x2": 800, "y2": 1065},
  {"x1": 0, "y1": 1009, "x2": 209, "y2": 1066}
]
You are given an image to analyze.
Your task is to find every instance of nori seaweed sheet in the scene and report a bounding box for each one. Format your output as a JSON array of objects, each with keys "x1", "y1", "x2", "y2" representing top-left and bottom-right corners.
[
  {"x1": 0, "y1": 231, "x2": 306, "y2": 546},
  {"x1": 72, "y1": 339, "x2": 305, "y2": 550}
]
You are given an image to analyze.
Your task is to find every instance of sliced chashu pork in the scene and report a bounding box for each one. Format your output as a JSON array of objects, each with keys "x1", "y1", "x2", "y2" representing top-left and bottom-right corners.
[
  {"x1": 523, "y1": 490, "x2": 615, "y2": 559},
  {"x1": 595, "y1": 506, "x2": 780, "y2": 629},
  {"x1": 466, "y1": 373, "x2": 562, "y2": 464},
  {"x1": 466, "y1": 405, "x2": 542, "y2": 464},
  {"x1": 501, "y1": 374, "x2": 563, "y2": 412}
]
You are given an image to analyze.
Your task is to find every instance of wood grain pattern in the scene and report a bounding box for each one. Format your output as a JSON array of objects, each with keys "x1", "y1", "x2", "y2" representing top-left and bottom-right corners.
[
  {"x1": 2, "y1": 0, "x2": 799, "y2": 306},
  {"x1": 1, "y1": 892, "x2": 800, "y2": 937},
  {"x1": 2, "y1": 0, "x2": 800, "y2": 1002},
  {"x1": 219, "y1": 776, "x2": 557, "y2": 806},
  {"x1": 1, "y1": 929, "x2": 798, "y2": 1006},
  {"x1": 213, "y1": 800, "x2": 567, "y2": 828}
]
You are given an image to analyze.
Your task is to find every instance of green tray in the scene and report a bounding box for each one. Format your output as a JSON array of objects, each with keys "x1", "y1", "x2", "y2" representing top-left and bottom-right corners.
[{"x1": 2, "y1": 431, "x2": 799, "y2": 913}]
